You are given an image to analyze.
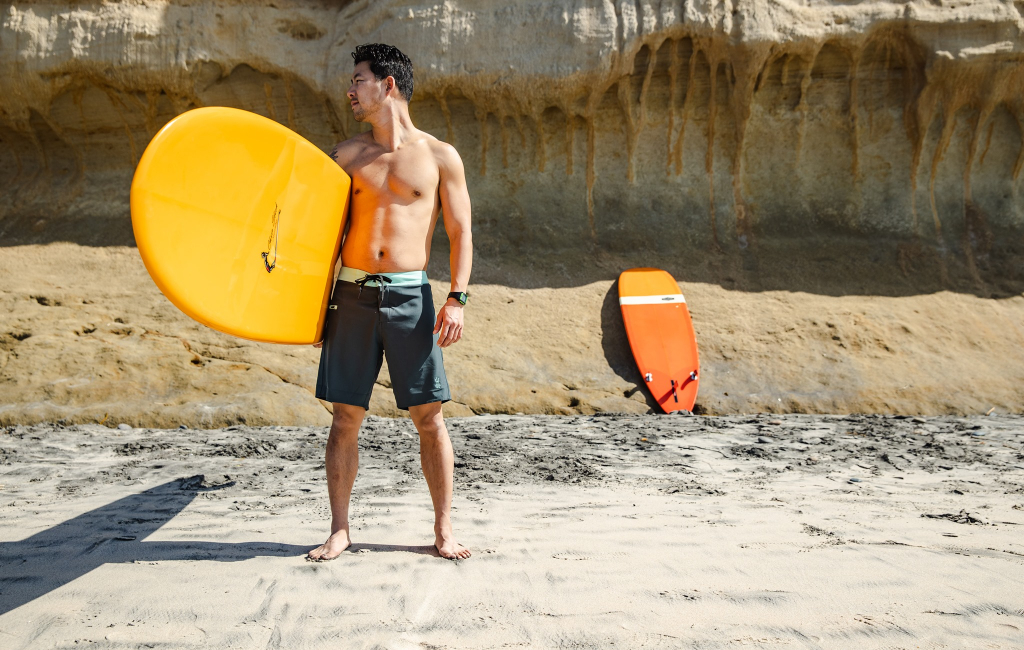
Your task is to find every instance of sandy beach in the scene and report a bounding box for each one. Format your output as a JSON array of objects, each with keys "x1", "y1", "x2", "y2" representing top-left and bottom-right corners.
[
  {"x1": 4, "y1": 2, "x2": 1024, "y2": 648},
  {"x1": 2, "y1": 413, "x2": 1023, "y2": 648}
]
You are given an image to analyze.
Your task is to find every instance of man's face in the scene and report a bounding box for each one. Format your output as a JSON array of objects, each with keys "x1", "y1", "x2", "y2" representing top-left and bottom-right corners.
[{"x1": 347, "y1": 61, "x2": 386, "y2": 122}]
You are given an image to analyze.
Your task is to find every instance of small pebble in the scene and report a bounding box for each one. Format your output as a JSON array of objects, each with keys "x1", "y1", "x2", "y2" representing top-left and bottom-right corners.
[
  {"x1": 757, "y1": 436, "x2": 773, "y2": 444},
  {"x1": 849, "y1": 477, "x2": 862, "y2": 483},
  {"x1": 117, "y1": 423, "x2": 132, "y2": 431},
  {"x1": 179, "y1": 425, "x2": 189, "y2": 430}
]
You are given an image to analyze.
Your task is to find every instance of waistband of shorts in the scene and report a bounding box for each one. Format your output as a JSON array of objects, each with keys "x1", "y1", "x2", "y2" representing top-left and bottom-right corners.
[{"x1": 338, "y1": 267, "x2": 428, "y2": 287}]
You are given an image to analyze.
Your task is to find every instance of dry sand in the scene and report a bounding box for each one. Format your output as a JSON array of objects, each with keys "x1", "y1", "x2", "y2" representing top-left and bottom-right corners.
[
  {"x1": 3, "y1": 244, "x2": 1024, "y2": 426},
  {"x1": 2, "y1": 413, "x2": 1023, "y2": 648}
]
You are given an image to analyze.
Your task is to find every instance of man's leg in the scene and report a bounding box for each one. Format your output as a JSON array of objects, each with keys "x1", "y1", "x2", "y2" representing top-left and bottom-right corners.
[
  {"x1": 409, "y1": 402, "x2": 471, "y2": 560},
  {"x1": 307, "y1": 403, "x2": 365, "y2": 560}
]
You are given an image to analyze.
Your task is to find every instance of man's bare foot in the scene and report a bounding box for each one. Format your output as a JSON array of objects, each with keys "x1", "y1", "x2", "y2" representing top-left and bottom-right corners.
[
  {"x1": 434, "y1": 529, "x2": 471, "y2": 560},
  {"x1": 307, "y1": 528, "x2": 351, "y2": 562}
]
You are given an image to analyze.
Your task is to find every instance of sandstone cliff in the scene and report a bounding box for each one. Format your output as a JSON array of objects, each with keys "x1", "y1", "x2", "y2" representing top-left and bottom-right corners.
[
  {"x1": 2, "y1": 0, "x2": 1023, "y2": 290},
  {"x1": 2, "y1": 1, "x2": 1024, "y2": 424}
]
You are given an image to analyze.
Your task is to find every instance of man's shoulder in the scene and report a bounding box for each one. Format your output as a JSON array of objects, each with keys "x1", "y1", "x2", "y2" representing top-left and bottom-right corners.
[
  {"x1": 328, "y1": 133, "x2": 373, "y2": 165},
  {"x1": 421, "y1": 133, "x2": 454, "y2": 155},
  {"x1": 424, "y1": 136, "x2": 463, "y2": 172}
]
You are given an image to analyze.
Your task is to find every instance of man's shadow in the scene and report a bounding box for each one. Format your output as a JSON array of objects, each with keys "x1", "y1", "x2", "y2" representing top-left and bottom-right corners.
[{"x1": 0, "y1": 477, "x2": 309, "y2": 616}]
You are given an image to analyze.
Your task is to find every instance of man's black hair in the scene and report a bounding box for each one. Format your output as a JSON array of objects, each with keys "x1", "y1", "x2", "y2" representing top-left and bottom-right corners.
[{"x1": 352, "y1": 43, "x2": 414, "y2": 102}]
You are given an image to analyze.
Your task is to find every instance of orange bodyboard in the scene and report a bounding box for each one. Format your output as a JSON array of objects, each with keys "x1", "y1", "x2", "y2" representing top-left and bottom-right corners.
[{"x1": 619, "y1": 268, "x2": 700, "y2": 413}]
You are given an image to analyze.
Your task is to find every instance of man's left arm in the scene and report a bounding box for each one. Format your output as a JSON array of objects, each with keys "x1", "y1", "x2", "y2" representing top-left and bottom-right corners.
[{"x1": 433, "y1": 143, "x2": 472, "y2": 348}]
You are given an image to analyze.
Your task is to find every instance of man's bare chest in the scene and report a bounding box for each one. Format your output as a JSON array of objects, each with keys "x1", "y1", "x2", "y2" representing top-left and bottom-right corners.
[{"x1": 349, "y1": 151, "x2": 439, "y2": 203}]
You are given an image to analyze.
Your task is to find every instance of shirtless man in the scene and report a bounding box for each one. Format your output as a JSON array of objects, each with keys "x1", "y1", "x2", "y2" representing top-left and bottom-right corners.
[{"x1": 307, "y1": 44, "x2": 472, "y2": 561}]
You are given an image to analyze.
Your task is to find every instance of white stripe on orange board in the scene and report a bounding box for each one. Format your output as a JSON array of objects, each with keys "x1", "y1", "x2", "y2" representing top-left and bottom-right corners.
[{"x1": 619, "y1": 294, "x2": 686, "y2": 305}]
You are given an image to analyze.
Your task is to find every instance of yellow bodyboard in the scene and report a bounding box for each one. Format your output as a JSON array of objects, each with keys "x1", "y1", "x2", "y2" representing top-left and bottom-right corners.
[{"x1": 131, "y1": 107, "x2": 350, "y2": 344}]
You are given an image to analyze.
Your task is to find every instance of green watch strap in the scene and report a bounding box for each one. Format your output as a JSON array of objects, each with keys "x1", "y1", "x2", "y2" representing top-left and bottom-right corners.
[{"x1": 448, "y1": 291, "x2": 468, "y2": 305}]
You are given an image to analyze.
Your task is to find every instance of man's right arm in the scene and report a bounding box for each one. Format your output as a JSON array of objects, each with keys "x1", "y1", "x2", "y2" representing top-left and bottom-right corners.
[{"x1": 313, "y1": 139, "x2": 358, "y2": 349}]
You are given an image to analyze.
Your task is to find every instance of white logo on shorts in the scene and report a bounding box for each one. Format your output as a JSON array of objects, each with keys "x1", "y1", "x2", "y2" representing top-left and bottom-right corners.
[{"x1": 434, "y1": 377, "x2": 441, "y2": 388}]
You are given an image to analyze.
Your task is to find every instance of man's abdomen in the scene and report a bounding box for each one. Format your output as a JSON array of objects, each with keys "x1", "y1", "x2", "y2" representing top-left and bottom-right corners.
[{"x1": 340, "y1": 204, "x2": 437, "y2": 273}]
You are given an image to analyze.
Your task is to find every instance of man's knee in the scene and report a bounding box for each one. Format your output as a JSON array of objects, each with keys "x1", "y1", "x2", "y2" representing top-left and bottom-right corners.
[
  {"x1": 410, "y1": 402, "x2": 445, "y2": 439},
  {"x1": 330, "y1": 403, "x2": 364, "y2": 440}
]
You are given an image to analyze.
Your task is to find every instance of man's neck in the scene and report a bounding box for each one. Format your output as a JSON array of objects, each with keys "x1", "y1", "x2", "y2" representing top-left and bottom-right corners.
[{"x1": 368, "y1": 102, "x2": 416, "y2": 152}]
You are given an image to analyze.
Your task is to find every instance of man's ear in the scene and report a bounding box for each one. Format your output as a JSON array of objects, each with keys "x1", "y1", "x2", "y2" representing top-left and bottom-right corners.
[{"x1": 385, "y1": 76, "x2": 396, "y2": 95}]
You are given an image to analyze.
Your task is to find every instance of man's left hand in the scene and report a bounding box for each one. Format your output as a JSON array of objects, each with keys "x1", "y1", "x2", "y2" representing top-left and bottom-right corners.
[{"x1": 433, "y1": 299, "x2": 464, "y2": 348}]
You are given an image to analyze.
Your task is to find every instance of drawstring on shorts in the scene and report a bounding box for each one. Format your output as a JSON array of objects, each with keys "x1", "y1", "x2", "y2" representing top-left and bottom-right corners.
[{"x1": 355, "y1": 274, "x2": 393, "y2": 308}]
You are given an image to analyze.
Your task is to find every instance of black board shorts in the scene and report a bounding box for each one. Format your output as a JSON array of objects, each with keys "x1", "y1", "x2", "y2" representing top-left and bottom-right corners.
[{"x1": 315, "y1": 279, "x2": 451, "y2": 410}]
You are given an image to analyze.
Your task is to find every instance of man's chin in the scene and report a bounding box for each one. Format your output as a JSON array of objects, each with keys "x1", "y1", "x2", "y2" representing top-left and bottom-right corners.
[{"x1": 351, "y1": 109, "x2": 366, "y2": 122}]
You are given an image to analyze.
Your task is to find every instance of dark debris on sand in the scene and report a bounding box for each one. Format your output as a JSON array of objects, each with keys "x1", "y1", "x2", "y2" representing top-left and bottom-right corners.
[{"x1": 1, "y1": 414, "x2": 1022, "y2": 499}]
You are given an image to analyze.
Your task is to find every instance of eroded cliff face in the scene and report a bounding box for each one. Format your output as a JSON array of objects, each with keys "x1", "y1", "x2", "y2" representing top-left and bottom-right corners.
[
  {"x1": 3, "y1": 2, "x2": 1024, "y2": 422},
  {"x1": 2, "y1": 0, "x2": 1024, "y2": 292}
]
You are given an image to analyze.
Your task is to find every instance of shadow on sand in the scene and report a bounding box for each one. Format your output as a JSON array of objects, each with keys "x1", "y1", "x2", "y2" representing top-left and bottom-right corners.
[
  {"x1": 0, "y1": 477, "x2": 309, "y2": 616},
  {"x1": 599, "y1": 279, "x2": 661, "y2": 413},
  {"x1": 344, "y1": 543, "x2": 438, "y2": 556}
]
